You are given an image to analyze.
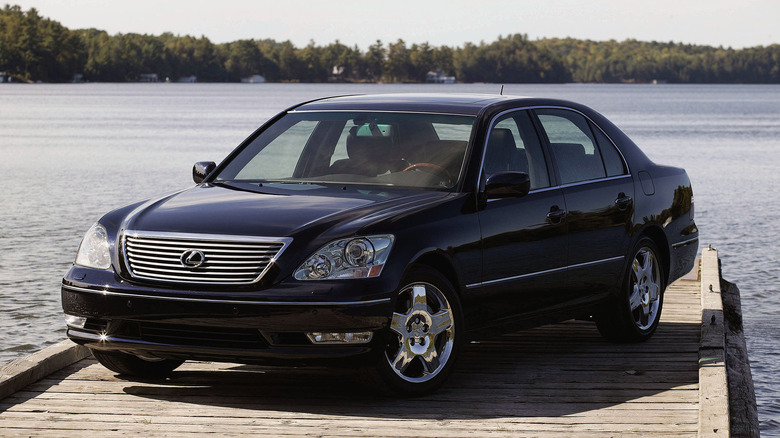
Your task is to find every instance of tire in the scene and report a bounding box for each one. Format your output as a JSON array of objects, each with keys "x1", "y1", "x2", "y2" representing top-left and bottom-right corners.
[
  {"x1": 369, "y1": 265, "x2": 463, "y2": 396},
  {"x1": 91, "y1": 349, "x2": 183, "y2": 378},
  {"x1": 596, "y1": 238, "x2": 665, "y2": 342}
]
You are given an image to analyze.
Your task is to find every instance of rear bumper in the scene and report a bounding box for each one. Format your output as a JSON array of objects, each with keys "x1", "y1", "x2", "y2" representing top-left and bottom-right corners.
[{"x1": 669, "y1": 234, "x2": 699, "y2": 283}]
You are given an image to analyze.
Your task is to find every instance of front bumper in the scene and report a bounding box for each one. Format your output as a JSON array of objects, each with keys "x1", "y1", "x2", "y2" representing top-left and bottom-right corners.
[{"x1": 61, "y1": 269, "x2": 394, "y2": 365}]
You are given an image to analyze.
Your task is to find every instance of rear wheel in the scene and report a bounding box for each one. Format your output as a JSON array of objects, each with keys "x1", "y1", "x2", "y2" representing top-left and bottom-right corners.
[
  {"x1": 91, "y1": 349, "x2": 183, "y2": 378},
  {"x1": 370, "y1": 266, "x2": 462, "y2": 396},
  {"x1": 597, "y1": 238, "x2": 665, "y2": 342}
]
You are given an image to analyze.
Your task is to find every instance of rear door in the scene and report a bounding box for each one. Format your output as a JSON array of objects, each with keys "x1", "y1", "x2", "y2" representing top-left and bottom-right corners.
[{"x1": 533, "y1": 108, "x2": 634, "y2": 301}]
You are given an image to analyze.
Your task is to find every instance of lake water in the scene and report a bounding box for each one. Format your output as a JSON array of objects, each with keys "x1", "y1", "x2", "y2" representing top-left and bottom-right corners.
[{"x1": 1, "y1": 83, "x2": 778, "y2": 434}]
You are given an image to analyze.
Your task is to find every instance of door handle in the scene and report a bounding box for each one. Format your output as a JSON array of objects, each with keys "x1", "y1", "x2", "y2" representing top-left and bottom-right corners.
[
  {"x1": 615, "y1": 193, "x2": 633, "y2": 210},
  {"x1": 547, "y1": 206, "x2": 566, "y2": 223}
]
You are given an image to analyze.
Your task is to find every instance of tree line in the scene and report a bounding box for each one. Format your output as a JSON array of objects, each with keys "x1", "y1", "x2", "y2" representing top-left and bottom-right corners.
[{"x1": 1, "y1": 4, "x2": 779, "y2": 84}]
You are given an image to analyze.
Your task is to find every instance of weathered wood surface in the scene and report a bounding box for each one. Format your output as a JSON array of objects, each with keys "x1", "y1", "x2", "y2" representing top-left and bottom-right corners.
[
  {"x1": 0, "y1": 277, "x2": 704, "y2": 437},
  {"x1": 699, "y1": 248, "x2": 730, "y2": 437},
  {"x1": 0, "y1": 341, "x2": 90, "y2": 400},
  {"x1": 722, "y1": 278, "x2": 760, "y2": 437}
]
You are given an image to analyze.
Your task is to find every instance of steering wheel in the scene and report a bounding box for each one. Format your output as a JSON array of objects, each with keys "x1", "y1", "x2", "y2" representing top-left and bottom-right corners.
[{"x1": 402, "y1": 162, "x2": 453, "y2": 185}]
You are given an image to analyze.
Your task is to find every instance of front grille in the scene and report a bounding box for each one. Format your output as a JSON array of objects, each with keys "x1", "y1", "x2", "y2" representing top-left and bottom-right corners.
[
  {"x1": 138, "y1": 322, "x2": 269, "y2": 350},
  {"x1": 124, "y1": 231, "x2": 291, "y2": 285}
]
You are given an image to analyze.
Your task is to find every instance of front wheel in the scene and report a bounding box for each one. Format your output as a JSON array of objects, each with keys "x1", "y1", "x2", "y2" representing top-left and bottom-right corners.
[
  {"x1": 370, "y1": 266, "x2": 462, "y2": 396},
  {"x1": 91, "y1": 349, "x2": 183, "y2": 378},
  {"x1": 596, "y1": 238, "x2": 665, "y2": 342}
]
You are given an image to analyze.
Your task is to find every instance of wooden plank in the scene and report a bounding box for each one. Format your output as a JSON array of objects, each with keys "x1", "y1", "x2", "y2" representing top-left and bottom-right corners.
[
  {"x1": 0, "y1": 340, "x2": 90, "y2": 400},
  {"x1": 699, "y1": 248, "x2": 730, "y2": 437}
]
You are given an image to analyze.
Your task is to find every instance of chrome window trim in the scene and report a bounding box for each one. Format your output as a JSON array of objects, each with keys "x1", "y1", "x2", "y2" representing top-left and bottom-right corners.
[
  {"x1": 487, "y1": 174, "x2": 633, "y2": 202},
  {"x1": 465, "y1": 255, "x2": 625, "y2": 289},
  {"x1": 288, "y1": 109, "x2": 477, "y2": 117},
  {"x1": 557, "y1": 174, "x2": 633, "y2": 190},
  {"x1": 62, "y1": 284, "x2": 391, "y2": 306},
  {"x1": 121, "y1": 230, "x2": 293, "y2": 285},
  {"x1": 478, "y1": 105, "x2": 631, "y2": 192}
]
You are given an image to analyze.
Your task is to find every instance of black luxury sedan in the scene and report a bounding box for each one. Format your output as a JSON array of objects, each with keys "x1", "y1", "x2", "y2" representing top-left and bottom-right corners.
[{"x1": 62, "y1": 94, "x2": 698, "y2": 395}]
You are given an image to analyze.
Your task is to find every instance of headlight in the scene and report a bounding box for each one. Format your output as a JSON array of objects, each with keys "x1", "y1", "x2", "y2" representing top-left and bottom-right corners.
[
  {"x1": 294, "y1": 235, "x2": 394, "y2": 280},
  {"x1": 74, "y1": 223, "x2": 111, "y2": 269}
]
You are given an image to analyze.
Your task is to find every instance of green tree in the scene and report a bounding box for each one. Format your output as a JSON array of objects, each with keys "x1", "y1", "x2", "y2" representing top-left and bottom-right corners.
[
  {"x1": 363, "y1": 39, "x2": 385, "y2": 82},
  {"x1": 385, "y1": 39, "x2": 411, "y2": 82}
]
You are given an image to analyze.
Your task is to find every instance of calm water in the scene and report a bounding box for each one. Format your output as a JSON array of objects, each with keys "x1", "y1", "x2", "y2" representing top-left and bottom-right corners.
[{"x1": 1, "y1": 83, "x2": 778, "y2": 434}]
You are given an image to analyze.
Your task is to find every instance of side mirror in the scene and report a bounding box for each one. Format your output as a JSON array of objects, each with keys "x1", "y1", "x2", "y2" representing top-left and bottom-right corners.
[
  {"x1": 193, "y1": 161, "x2": 216, "y2": 184},
  {"x1": 485, "y1": 172, "x2": 531, "y2": 199}
]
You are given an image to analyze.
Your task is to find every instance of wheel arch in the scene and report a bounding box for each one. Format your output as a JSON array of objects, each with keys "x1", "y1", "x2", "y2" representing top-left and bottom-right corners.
[
  {"x1": 636, "y1": 225, "x2": 670, "y2": 286},
  {"x1": 409, "y1": 252, "x2": 462, "y2": 297}
]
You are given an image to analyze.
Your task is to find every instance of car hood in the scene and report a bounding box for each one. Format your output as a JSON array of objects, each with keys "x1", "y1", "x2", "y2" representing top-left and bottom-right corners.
[{"x1": 122, "y1": 183, "x2": 450, "y2": 238}]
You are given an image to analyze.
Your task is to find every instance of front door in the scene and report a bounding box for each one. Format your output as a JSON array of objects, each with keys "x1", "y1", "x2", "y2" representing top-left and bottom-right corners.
[{"x1": 475, "y1": 110, "x2": 568, "y2": 323}]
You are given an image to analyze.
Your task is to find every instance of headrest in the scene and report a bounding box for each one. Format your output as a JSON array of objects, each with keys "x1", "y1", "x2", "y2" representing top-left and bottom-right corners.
[
  {"x1": 346, "y1": 134, "x2": 395, "y2": 160},
  {"x1": 424, "y1": 140, "x2": 467, "y2": 157},
  {"x1": 488, "y1": 128, "x2": 517, "y2": 151},
  {"x1": 553, "y1": 143, "x2": 586, "y2": 157}
]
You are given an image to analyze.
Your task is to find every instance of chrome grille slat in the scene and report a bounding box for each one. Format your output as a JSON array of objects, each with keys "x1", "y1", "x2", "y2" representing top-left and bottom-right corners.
[
  {"x1": 126, "y1": 238, "x2": 274, "y2": 248},
  {"x1": 128, "y1": 255, "x2": 265, "y2": 266},
  {"x1": 133, "y1": 272, "x2": 262, "y2": 282},
  {"x1": 124, "y1": 232, "x2": 290, "y2": 285},
  {"x1": 131, "y1": 264, "x2": 261, "y2": 274},
  {"x1": 128, "y1": 248, "x2": 276, "y2": 260},
  {"x1": 126, "y1": 243, "x2": 277, "y2": 254},
  {"x1": 195, "y1": 254, "x2": 276, "y2": 260}
]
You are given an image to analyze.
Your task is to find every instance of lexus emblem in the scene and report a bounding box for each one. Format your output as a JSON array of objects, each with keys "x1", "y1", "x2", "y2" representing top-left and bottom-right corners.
[{"x1": 180, "y1": 249, "x2": 205, "y2": 268}]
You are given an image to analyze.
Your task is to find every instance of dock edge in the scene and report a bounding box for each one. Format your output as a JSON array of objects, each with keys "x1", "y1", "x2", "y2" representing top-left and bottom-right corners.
[
  {"x1": 0, "y1": 340, "x2": 90, "y2": 401},
  {"x1": 699, "y1": 246, "x2": 759, "y2": 437}
]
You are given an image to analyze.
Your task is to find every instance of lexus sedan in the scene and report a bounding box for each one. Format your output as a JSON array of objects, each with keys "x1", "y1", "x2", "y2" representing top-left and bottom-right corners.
[{"x1": 62, "y1": 94, "x2": 698, "y2": 395}]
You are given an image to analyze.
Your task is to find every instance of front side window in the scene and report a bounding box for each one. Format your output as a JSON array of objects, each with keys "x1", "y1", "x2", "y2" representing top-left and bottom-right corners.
[
  {"x1": 215, "y1": 112, "x2": 475, "y2": 190},
  {"x1": 484, "y1": 111, "x2": 550, "y2": 190},
  {"x1": 536, "y1": 109, "x2": 607, "y2": 184}
]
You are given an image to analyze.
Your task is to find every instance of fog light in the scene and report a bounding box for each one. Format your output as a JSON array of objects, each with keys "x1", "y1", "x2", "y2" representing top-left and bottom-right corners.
[
  {"x1": 64, "y1": 314, "x2": 87, "y2": 328},
  {"x1": 306, "y1": 331, "x2": 373, "y2": 344}
]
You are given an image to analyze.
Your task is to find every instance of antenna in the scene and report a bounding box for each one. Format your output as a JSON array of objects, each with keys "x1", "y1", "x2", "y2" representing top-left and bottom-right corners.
[{"x1": 500, "y1": 85, "x2": 504, "y2": 95}]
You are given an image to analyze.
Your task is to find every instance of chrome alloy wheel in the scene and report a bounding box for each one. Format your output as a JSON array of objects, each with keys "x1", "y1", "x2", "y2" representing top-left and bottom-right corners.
[
  {"x1": 386, "y1": 282, "x2": 454, "y2": 383},
  {"x1": 630, "y1": 247, "x2": 662, "y2": 330}
]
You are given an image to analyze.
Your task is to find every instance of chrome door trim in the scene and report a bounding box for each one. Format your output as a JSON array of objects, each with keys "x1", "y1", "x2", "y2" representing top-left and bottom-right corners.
[{"x1": 465, "y1": 255, "x2": 625, "y2": 289}]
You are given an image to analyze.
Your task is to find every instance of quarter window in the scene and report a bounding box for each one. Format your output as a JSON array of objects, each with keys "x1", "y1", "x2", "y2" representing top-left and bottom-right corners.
[
  {"x1": 591, "y1": 125, "x2": 626, "y2": 176},
  {"x1": 535, "y1": 109, "x2": 607, "y2": 184}
]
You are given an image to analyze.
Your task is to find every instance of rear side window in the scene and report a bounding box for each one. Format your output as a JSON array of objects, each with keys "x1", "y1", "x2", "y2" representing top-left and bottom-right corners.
[{"x1": 535, "y1": 109, "x2": 606, "y2": 184}]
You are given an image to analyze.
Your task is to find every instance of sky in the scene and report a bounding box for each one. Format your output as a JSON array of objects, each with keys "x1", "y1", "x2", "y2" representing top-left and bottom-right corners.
[{"x1": 11, "y1": 0, "x2": 779, "y2": 49}]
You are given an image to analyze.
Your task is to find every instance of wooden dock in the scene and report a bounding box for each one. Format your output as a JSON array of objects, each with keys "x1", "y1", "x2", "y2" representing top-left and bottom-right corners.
[{"x1": 0, "y1": 248, "x2": 742, "y2": 437}]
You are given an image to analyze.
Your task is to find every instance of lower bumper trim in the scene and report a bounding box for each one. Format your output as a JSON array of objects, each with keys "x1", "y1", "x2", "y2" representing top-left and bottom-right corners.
[{"x1": 61, "y1": 284, "x2": 391, "y2": 306}]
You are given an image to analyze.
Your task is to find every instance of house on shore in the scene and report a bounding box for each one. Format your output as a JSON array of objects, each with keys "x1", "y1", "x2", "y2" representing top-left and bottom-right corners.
[
  {"x1": 241, "y1": 74, "x2": 265, "y2": 83},
  {"x1": 139, "y1": 73, "x2": 159, "y2": 83},
  {"x1": 426, "y1": 70, "x2": 455, "y2": 84}
]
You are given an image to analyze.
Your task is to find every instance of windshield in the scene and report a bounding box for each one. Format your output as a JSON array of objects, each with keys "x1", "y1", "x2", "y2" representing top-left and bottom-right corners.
[{"x1": 215, "y1": 112, "x2": 475, "y2": 190}]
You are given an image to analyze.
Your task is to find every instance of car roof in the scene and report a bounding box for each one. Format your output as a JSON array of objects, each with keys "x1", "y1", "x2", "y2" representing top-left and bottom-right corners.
[{"x1": 291, "y1": 93, "x2": 576, "y2": 117}]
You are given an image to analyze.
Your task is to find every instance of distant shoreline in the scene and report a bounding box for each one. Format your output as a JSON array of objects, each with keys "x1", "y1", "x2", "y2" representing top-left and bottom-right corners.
[{"x1": 2, "y1": 5, "x2": 779, "y2": 85}]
